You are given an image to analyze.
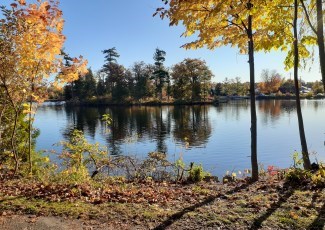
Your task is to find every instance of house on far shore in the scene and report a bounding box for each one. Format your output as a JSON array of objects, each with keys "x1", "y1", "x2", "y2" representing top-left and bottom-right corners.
[{"x1": 300, "y1": 86, "x2": 311, "y2": 94}]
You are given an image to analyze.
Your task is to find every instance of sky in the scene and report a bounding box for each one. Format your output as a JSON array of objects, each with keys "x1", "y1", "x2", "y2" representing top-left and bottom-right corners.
[{"x1": 1, "y1": 0, "x2": 322, "y2": 82}]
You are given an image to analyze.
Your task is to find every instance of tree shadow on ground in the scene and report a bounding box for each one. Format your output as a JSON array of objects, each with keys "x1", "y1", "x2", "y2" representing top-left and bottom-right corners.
[
  {"x1": 249, "y1": 181, "x2": 296, "y2": 230},
  {"x1": 307, "y1": 199, "x2": 325, "y2": 230},
  {"x1": 153, "y1": 181, "x2": 254, "y2": 230}
]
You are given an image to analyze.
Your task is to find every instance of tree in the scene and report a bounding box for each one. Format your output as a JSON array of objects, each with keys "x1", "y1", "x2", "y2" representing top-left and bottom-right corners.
[
  {"x1": 270, "y1": 0, "x2": 312, "y2": 169},
  {"x1": 61, "y1": 50, "x2": 75, "y2": 100},
  {"x1": 220, "y1": 77, "x2": 246, "y2": 96},
  {"x1": 152, "y1": 48, "x2": 168, "y2": 100},
  {"x1": 96, "y1": 71, "x2": 106, "y2": 96},
  {"x1": 102, "y1": 47, "x2": 120, "y2": 63},
  {"x1": 273, "y1": 0, "x2": 312, "y2": 169},
  {"x1": 130, "y1": 62, "x2": 155, "y2": 100},
  {"x1": 222, "y1": 78, "x2": 231, "y2": 96},
  {"x1": 258, "y1": 69, "x2": 282, "y2": 94},
  {"x1": 293, "y1": 0, "x2": 311, "y2": 169},
  {"x1": 100, "y1": 48, "x2": 130, "y2": 101},
  {"x1": 109, "y1": 63, "x2": 130, "y2": 101},
  {"x1": 82, "y1": 69, "x2": 97, "y2": 99},
  {"x1": 312, "y1": 80, "x2": 324, "y2": 94},
  {"x1": 155, "y1": 0, "x2": 312, "y2": 180},
  {"x1": 214, "y1": 83, "x2": 223, "y2": 96},
  {"x1": 279, "y1": 79, "x2": 296, "y2": 94},
  {"x1": 233, "y1": 77, "x2": 244, "y2": 96},
  {"x1": 65, "y1": 68, "x2": 96, "y2": 100},
  {"x1": 101, "y1": 47, "x2": 120, "y2": 95},
  {"x1": 171, "y1": 58, "x2": 213, "y2": 102},
  {"x1": 300, "y1": 0, "x2": 325, "y2": 91},
  {"x1": 0, "y1": 0, "x2": 87, "y2": 175}
]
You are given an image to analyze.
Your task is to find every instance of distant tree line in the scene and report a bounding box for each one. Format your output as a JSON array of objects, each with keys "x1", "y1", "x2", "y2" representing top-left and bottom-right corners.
[
  {"x1": 213, "y1": 70, "x2": 324, "y2": 96},
  {"x1": 63, "y1": 48, "x2": 214, "y2": 103},
  {"x1": 61, "y1": 47, "x2": 324, "y2": 102}
]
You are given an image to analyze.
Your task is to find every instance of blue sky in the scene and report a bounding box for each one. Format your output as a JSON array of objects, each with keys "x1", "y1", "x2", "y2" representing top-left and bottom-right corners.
[{"x1": 1, "y1": 0, "x2": 322, "y2": 82}]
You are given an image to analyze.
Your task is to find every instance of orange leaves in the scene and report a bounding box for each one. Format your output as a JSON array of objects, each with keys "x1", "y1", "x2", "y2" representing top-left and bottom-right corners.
[
  {"x1": 0, "y1": 178, "x2": 209, "y2": 206},
  {"x1": 52, "y1": 55, "x2": 88, "y2": 90},
  {"x1": 57, "y1": 56, "x2": 88, "y2": 84},
  {"x1": 56, "y1": 19, "x2": 64, "y2": 32},
  {"x1": 1, "y1": 0, "x2": 87, "y2": 104},
  {"x1": 18, "y1": 0, "x2": 26, "y2": 5}
]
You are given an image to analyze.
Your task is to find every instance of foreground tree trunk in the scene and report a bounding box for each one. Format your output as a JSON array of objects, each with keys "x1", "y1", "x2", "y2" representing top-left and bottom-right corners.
[
  {"x1": 12, "y1": 111, "x2": 19, "y2": 176},
  {"x1": 28, "y1": 99, "x2": 32, "y2": 175},
  {"x1": 316, "y1": 0, "x2": 325, "y2": 90},
  {"x1": 300, "y1": 0, "x2": 325, "y2": 91},
  {"x1": 248, "y1": 12, "x2": 258, "y2": 181},
  {"x1": 293, "y1": 0, "x2": 311, "y2": 170}
]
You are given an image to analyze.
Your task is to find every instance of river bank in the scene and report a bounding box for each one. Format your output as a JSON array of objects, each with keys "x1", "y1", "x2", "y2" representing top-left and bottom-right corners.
[{"x1": 45, "y1": 95, "x2": 325, "y2": 107}]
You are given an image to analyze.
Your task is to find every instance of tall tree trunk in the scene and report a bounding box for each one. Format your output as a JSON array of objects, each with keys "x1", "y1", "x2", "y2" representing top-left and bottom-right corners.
[
  {"x1": 294, "y1": 0, "x2": 311, "y2": 170},
  {"x1": 71, "y1": 81, "x2": 74, "y2": 99},
  {"x1": 28, "y1": 99, "x2": 32, "y2": 175},
  {"x1": 0, "y1": 104, "x2": 7, "y2": 142},
  {"x1": 316, "y1": 0, "x2": 325, "y2": 90},
  {"x1": 160, "y1": 80, "x2": 163, "y2": 101},
  {"x1": 248, "y1": 13, "x2": 258, "y2": 181},
  {"x1": 12, "y1": 111, "x2": 19, "y2": 176},
  {"x1": 300, "y1": 0, "x2": 325, "y2": 90}
]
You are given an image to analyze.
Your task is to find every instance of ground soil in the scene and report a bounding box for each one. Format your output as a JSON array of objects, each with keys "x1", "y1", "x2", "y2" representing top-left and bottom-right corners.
[{"x1": 0, "y1": 178, "x2": 324, "y2": 230}]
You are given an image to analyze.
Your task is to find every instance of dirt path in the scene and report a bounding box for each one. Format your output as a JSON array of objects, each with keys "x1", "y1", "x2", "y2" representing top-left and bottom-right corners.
[
  {"x1": 0, "y1": 215, "x2": 142, "y2": 230},
  {"x1": 0, "y1": 215, "x2": 85, "y2": 230}
]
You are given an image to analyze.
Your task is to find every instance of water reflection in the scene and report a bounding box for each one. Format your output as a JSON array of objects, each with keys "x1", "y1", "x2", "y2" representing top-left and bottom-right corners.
[
  {"x1": 258, "y1": 100, "x2": 282, "y2": 125},
  {"x1": 171, "y1": 106, "x2": 211, "y2": 147},
  {"x1": 60, "y1": 101, "x2": 301, "y2": 151},
  {"x1": 218, "y1": 101, "x2": 249, "y2": 121},
  {"x1": 65, "y1": 106, "x2": 103, "y2": 138},
  {"x1": 35, "y1": 100, "x2": 325, "y2": 175},
  {"x1": 60, "y1": 105, "x2": 213, "y2": 154}
]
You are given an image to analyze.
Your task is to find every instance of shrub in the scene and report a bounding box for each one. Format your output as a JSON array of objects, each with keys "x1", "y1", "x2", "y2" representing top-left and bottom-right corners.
[
  {"x1": 311, "y1": 164, "x2": 325, "y2": 187},
  {"x1": 56, "y1": 129, "x2": 111, "y2": 183},
  {"x1": 188, "y1": 163, "x2": 210, "y2": 183},
  {"x1": 285, "y1": 168, "x2": 312, "y2": 184}
]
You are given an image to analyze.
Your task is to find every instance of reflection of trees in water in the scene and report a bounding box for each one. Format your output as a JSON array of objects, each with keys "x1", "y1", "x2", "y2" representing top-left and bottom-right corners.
[
  {"x1": 64, "y1": 106, "x2": 102, "y2": 139},
  {"x1": 313, "y1": 101, "x2": 319, "y2": 112},
  {"x1": 104, "y1": 107, "x2": 127, "y2": 155},
  {"x1": 172, "y1": 105, "x2": 211, "y2": 147},
  {"x1": 38, "y1": 103, "x2": 65, "y2": 118},
  {"x1": 106, "y1": 106, "x2": 172, "y2": 154},
  {"x1": 61, "y1": 102, "x2": 309, "y2": 153},
  {"x1": 152, "y1": 107, "x2": 169, "y2": 153},
  {"x1": 213, "y1": 100, "x2": 297, "y2": 126},
  {"x1": 215, "y1": 101, "x2": 249, "y2": 121},
  {"x1": 62, "y1": 105, "x2": 212, "y2": 154},
  {"x1": 258, "y1": 100, "x2": 297, "y2": 125},
  {"x1": 279, "y1": 100, "x2": 296, "y2": 114},
  {"x1": 258, "y1": 100, "x2": 281, "y2": 125}
]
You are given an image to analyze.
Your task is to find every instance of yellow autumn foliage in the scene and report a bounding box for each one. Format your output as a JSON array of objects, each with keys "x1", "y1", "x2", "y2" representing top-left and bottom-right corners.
[{"x1": 0, "y1": 0, "x2": 88, "y2": 104}]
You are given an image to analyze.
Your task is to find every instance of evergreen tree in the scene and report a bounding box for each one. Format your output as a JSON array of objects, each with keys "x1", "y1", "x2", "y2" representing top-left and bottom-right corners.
[
  {"x1": 96, "y1": 72, "x2": 106, "y2": 96},
  {"x1": 152, "y1": 48, "x2": 168, "y2": 100},
  {"x1": 101, "y1": 47, "x2": 120, "y2": 95}
]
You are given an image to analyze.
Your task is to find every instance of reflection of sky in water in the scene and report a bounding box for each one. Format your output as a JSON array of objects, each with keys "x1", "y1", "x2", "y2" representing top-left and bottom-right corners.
[{"x1": 34, "y1": 100, "x2": 325, "y2": 177}]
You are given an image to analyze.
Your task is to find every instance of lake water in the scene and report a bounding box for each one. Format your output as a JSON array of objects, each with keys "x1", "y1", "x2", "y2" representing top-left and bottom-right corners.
[{"x1": 35, "y1": 100, "x2": 325, "y2": 176}]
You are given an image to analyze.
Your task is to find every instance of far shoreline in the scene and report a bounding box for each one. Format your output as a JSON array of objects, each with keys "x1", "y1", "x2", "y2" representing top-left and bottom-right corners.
[{"x1": 44, "y1": 95, "x2": 325, "y2": 107}]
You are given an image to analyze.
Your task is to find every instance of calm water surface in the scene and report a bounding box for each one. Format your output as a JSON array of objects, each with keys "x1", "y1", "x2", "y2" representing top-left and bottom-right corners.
[{"x1": 35, "y1": 100, "x2": 325, "y2": 176}]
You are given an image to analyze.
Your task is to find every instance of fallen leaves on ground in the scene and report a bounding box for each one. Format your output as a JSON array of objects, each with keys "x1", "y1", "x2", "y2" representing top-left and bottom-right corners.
[{"x1": 0, "y1": 178, "x2": 219, "y2": 206}]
